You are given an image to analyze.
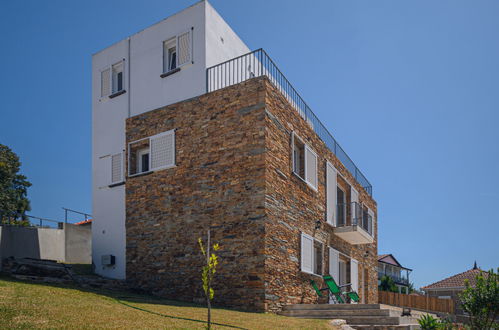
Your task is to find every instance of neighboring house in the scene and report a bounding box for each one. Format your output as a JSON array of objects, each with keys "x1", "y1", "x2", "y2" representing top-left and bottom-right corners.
[
  {"x1": 92, "y1": 0, "x2": 378, "y2": 312},
  {"x1": 422, "y1": 263, "x2": 485, "y2": 315},
  {"x1": 75, "y1": 219, "x2": 92, "y2": 227},
  {"x1": 378, "y1": 254, "x2": 412, "y2": 294}
]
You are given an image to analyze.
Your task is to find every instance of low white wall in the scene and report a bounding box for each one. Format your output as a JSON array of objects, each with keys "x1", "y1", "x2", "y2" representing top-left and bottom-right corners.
[{"x1": 0, "y1": 224, "x2": 91, "y2": 264}]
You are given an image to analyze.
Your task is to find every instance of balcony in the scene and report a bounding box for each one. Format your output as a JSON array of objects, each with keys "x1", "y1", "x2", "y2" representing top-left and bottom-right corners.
[
  {"x1": 334, "y1": 202, "x2": 374, "y2": 244},
  {"x1": 378, "y1": 271, "x2": 409, "y2": 286},
  {"x1": 206, "y1": 49, "x2": 373, "y2": 196}
]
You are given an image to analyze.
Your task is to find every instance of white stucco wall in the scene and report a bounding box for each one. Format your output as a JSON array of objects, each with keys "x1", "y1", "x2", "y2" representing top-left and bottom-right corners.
[
  {"x1": 92, "y1": 0, "x2": 251, "y2": 279},
  {"x1": 205, "y1": 1, "x2": 250, "y2": 68}
]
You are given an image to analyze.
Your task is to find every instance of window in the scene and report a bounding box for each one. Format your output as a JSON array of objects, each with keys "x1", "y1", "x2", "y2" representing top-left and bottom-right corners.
[
  {"x1": 292, "y1": 132, "x2": 317, "y2": 190},
  {"x1": 337, "y1": 186, "x2": 346, "y2": 226},
  {"x1": 100, "y1": 61, "x2": 125, "y2": 98},
  {"x1": 137, "y1": 148, "x2": 149, "y2": 173},
  {"x1": 162, "y1": 30, "x2": 192, "y2": 74},
  {"x1": 112, "y1": 62, "x2": 124, "y2": 94},
  {"x1": 300, "y1": 233, "x2": 323, "y2": 275},
  {"x1": 163, "y1": 38, "x2": 177, "y2": 72},
  {"x1": 313, "y1": 240, "x2": 323, "y2": 275},
  {"x1": 128, "y1": 130, "x2": 175, "y2": 176},
  {"x1": 111, "y1": 152, "x2": 123, "y2": 184}
]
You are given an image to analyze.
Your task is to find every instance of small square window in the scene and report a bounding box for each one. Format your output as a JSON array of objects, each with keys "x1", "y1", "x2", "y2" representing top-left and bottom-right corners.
[
  {"x1": 292, "y1": 136, "x2": 305, "y2": 179},
  {"x1": 129, "y1": 139, "x2": 150, "y2": 176},
  {"x1": 163, "y1": 39, "x2": 177, "y2": 73},
  {"x1": 137, "y1": 148, "x2": 150, "y2": 173},
  {"x1": 112, "y1": 62, "x2": 124, "y2": 94},
  {"x1": 313, "y1": 240, "x2": 323, "y2": 275}
]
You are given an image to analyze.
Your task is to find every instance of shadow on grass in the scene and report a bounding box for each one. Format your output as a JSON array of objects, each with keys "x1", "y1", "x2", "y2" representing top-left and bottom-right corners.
[
  {"x1": 115, "y1": 298, "x2": 248, "y2": 329},
  {"x1": 0, "y1": 275, "x2": 248, "y2": 329}
]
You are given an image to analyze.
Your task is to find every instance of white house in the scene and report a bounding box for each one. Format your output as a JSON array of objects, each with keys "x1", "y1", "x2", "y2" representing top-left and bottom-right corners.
[{"x1": 91, "y1": 0, "x2": 250, "y2": 279}]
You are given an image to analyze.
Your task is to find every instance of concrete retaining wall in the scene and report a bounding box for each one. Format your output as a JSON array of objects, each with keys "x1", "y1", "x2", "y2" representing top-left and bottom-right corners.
[{"x1": 0, "y1": 223, "x2": 91, "y2": 266}]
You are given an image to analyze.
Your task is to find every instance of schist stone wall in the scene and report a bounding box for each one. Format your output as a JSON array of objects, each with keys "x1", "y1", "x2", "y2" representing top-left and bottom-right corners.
[
  {"x1": 262, "y1": 78, "x2": 378, "y2": 311},
  {"x1": 125, "y1": 77, "x2": 378, "y2": 312}
]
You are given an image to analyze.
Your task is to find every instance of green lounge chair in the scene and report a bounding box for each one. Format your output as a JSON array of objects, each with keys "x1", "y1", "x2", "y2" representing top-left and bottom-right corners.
[
  {"x1": 310, "y1": 279, "x2": 328, "y2": 298},
  {"x1": 322, "y1": 275, "x2": 347, "y2": 303},
  {"x1": 346, "y1": 291, "x2": 360, "y2": 303}
]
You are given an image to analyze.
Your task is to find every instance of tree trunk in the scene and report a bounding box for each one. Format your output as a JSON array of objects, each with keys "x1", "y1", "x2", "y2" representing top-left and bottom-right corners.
[{"x1": 207, "y1": 296, "x2": 211, "y2": 330}]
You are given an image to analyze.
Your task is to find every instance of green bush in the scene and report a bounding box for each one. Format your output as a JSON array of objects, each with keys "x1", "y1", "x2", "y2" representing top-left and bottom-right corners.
[
  {"x1": 459, "y1": 268, "x2": 499, "y2": 330},
  {"x1": 418, "y1": 314, "x2": 440, "y2": 330}
]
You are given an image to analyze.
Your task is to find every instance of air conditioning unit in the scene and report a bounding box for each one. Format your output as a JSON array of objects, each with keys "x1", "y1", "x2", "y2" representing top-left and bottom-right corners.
[{"x1": 101, "y1": 254, "x2": 115, "y2": 266}]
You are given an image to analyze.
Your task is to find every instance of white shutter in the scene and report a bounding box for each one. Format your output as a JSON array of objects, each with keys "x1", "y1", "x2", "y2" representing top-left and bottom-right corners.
[
  {"x1": 351, "y1": 187, "x2": 359, "y2": 225},
  {"x1": 368, "y1": 208, "x2": 374, "y2": 235},
  {"x1": 291, "y1": 132, "x2": 296, "y2": 174},
  {"x1": 329, "y1": 247, "x2": 339, "y2": 281},
  {"x1": 101, "y1": 68, "x2": 110, "y2": 97},
  {"x1": 305, "y1": 145, "x2": 317, "y2": 189},
  {"x1": 351, "y1": 258, "x2": 359, "y2": 296},
  {"x1": 150, "y1": 130, "x2": 175, "y2": 170},
  {"x1": 177, "y1": 30, "x2": 191, "y2": 66},
  {"x1": 301, "y1": 233, "x2": 313, "y2": 274},
  {"x1": 111, "y1": 153, "x2": 123, "y2": 183},
  {"x1": 326, "y1": 162, "x2": 337, "y2": 226}
]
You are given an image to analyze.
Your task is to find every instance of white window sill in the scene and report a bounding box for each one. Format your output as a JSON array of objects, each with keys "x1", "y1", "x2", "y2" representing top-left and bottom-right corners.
[
  {"x1": 109, "y1": 89, "x2": 126, "y2": 99},
  {"x1": 292, "y1": 171, "x2": 318, "y2": 192},
  {"x1": 128, "y1": 164, "x2": 176, "y2": 178},
  {"x1": 160, "y1": 67, "x2": 181, "y2": 78},
  {"x1": 301, "y1": 270, "x2": 323, "y2": 278}
]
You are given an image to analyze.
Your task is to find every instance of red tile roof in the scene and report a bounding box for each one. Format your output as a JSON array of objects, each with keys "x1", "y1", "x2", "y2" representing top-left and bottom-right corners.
[
  {"x1": 74, "y1": 219, "x2": 93, "y2": 226},
  {"x1": 422, "y1": 268, "x2": 487, "y2": 290}
]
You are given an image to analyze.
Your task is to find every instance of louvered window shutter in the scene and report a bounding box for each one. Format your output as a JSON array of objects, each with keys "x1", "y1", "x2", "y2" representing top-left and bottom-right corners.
[
  {"x1": 351, "y1": 258, "x2": 359, "y2": 294},
  {"x1": 101, "y1": 68, "x2": 110, "y2": 97},
  {"x1": 301, "y1": 233, "x2": 313, "y2": 274},
  {"x1": 177, "y1": 30, "x2": 191, "y2": 66},
  {"x1": 111, "y1": 153, "x2": 122, "y2": 183},
  {"x1": 150, "y1": 130, "x2": 175, "y2": 170},
  {"x1": 368, "y1": 208, "x2": 374, "y2": 235},
  {"x1": 351, "y1": 187, "x2": 359, "y2": 225},
  {"x1": 329, "y1": 247, "x2": 340, "y2": 282},
  {"x1": 305, "y1": 145, "x2": 317, "y2": 189},
  {"x1": 326, "y1": 162, "x2": 337, "y2": 226}
]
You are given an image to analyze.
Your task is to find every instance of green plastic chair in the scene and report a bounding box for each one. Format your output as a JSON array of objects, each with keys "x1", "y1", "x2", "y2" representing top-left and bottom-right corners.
[
  {"x1": 346, "y1": 291, "x2": 360, "y2": 303},
  {"x1": 322, "y1": 275, "x2": 346, "y2": 303},
  {"x1": 310, "y1": 279, "x2": 327, "y2": 298}
]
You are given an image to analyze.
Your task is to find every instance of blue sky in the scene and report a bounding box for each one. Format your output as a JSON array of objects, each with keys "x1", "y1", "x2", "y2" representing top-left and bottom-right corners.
[{"x1": 1, "y1": 0, "x2": 498, "y2": 289}]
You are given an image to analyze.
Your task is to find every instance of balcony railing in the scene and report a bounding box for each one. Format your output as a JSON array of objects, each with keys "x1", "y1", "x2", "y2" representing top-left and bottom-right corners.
[
  {"x1": 378, "y1": 271, "x2": 409, "y2": 285},
  {"x1": 206, "y1": 49, "x2": 373, "y2": 196},
  {"x1": 337, "y1": 202, "x2": 373, "y2": 236}
]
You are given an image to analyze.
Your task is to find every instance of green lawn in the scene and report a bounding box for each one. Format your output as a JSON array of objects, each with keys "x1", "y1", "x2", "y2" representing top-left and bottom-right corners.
[{"x1": 0, "y1": 276, "x2": 333, "y2": 329}]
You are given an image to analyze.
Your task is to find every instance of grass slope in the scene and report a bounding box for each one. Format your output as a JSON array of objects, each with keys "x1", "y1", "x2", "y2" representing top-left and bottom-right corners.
[{"x1": 0, "y1": 276, "x2": 332, "y2": 329}]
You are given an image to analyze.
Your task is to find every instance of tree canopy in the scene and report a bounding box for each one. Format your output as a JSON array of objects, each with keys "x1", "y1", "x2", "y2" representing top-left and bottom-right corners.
[{"x1": 0, "y1": 144, "x2": 31, "y2": 223}]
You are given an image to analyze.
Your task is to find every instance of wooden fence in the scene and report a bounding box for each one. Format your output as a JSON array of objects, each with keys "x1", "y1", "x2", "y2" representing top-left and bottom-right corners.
[{"x1": 378, "y1": 291, "x2": 454, "y2": 314}]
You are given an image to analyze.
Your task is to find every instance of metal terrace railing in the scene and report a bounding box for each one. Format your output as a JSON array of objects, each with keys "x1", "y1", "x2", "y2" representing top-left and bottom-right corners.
[{"x1": 206, "y1": 49, "x2": 372, "y2": 195}]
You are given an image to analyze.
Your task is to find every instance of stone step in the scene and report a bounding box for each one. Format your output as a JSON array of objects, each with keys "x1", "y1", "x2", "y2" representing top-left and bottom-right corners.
[
  {"x1": 283, "y1": 304, "x2": 382, "y2": 311},
  {"x1": 290, "y1": 316, "x2": 405, "y2": 325},
  {"x1": 279, "y1": 309, "x2": 396, "y2": 317},
  {"x1": 352, "y1": 325, "x2": 420, "y2": 330}
]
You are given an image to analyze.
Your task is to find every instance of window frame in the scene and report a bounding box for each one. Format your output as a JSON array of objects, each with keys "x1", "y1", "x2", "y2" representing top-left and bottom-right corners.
[
  {"x1": 127, "y1": 129, "x2": 176, "y2": 177},
  {"x1": 136, "y1": 148, "x2": 150, "y2": 174},
  {"x1": 111, "y1": 61, "x2": 124, "y2": 94},
  {"x1": 300, "y1": 232, "x2": 324, "y2": 276},
  {"x1": 163, "y1": 37, "x2": 177, "y2": 73},
  {"x1": 162, "y1": 29, "x2": 193, "y2": 75},
  {"x1": 100, "y1": 60, "x2": 126, "y2": 98},
  {"x1": 291, "y1": 132, "x2": 318, "y2": 191}
]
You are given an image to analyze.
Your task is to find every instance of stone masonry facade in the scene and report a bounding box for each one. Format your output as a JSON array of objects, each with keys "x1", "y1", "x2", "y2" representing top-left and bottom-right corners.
[{"x1": 125, "y1": 76, "x2": 378, "y2": 312}]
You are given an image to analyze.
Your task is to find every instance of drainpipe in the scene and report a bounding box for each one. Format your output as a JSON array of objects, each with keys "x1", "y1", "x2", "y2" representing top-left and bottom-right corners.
[{"x1": 127, "y1": 37, "x2": 131, "y2": 118}]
